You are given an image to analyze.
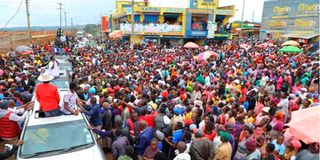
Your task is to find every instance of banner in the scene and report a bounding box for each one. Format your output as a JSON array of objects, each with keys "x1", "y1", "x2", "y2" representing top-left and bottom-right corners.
[
  {"x1": 207, "y1": 21, "x2": 217, "y2": 38},
  {"x1": 120, "y1": 23, "x2": 182, "y2": 33},
  {"x1": 101, "y1": 16, "x2": 109, "y2": 32}
]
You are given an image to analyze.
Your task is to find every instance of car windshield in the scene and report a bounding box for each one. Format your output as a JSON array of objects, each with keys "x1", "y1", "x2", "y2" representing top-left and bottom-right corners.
[
  {"x1": 20, "y1": 119, "x2": 94, "y2": 158},
  {"x1": 51, "y1": 80, "x2": 69, "y2": 89},
  {"x1": 58, "y1": 62, "x2": 72, "y2": 71}
]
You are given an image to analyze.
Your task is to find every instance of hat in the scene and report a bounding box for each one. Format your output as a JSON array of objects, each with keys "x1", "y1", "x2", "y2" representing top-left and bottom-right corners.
[
  {"x1": 7, "y1": 79, "x2": 14, "y2": 83},
  {"x1": 301, "y1": 88, "x2": 307, "y2": 92},
  {"x1": 262, "y1": 107, "x2": 270, "y2": 113},
  {"x1": 234, "y1": 79, "x2": 240, "y2": 84},
  {"x1": 148, "y1": 102, "x2": 158, "y2": 110},
  {"x1": 89, "y1": 87, "x2": 96, "y2": 94},
  {"x1": 173, "y1": 107, "x2": 182, "y2": 115},
  {"x1": 0, "y1": 101, "x2": 8, "y2": 109},
  {"x1": 219, "y1": 131, "x2": 231, "y2": 141},
  {"x1": 289, "y1": 94, "x2": 296, "y2": 99},
  {"x1": 245, "y1": 139, "x2": 257, "y2": 151},
  {"x1": 37, "y1": 73, "x2": 54, "y2": 82}
]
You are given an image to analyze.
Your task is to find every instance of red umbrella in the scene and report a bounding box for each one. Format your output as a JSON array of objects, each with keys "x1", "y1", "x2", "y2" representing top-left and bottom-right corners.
[
  {"x1": 240, "y1": 44, "x2": 251, "y2": 50},
  {"x1": 184, "y1": 42, "x2": 199, "y2": 49}
]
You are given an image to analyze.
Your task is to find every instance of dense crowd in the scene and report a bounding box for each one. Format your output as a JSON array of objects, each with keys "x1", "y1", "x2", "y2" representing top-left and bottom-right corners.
[{"x1": 0, "y1": 34, "x2": 319, "y2": 160}]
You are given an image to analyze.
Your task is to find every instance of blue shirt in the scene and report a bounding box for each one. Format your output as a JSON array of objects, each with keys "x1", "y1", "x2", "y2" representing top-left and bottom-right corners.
[
  {"x1": 82, "y1": 103, "x2": 102, "y2": 127},
  {"x1": 272, "y1": 140, "x2": 286, "y2": 155},
  {"x1": 172, "y1": 129, "x2": 183, "y2": 143}
]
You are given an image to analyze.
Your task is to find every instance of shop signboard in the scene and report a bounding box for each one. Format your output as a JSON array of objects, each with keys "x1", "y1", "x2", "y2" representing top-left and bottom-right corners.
[
  {"x1": 197, "y1": 0, "x2": 216, "y2": 9},
  {"x1": 190, "y1": 31, "x2": 207, "y2": 36},
  {"x1": 187, "y1": 8, "x2": 213, "y2": 14},
  {"x1": 120, "y1": 23, "x2": 182, "y2": 34},
  {"x1": 162, "y1": 8, "x2": 183, "y2": 13}
]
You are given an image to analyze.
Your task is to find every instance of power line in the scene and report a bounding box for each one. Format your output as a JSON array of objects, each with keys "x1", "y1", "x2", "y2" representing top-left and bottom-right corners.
[{"x1": 0, "y1": 0, "x2": 24, "y2": 31}]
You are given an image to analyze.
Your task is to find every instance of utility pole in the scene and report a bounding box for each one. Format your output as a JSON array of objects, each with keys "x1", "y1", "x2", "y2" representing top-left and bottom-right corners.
[
  {"x1": 64, "y1": 11, "x2": 67, "y2": 28},
  {"x1": 241, "y1": 0, "x2": 246, "y2": 22},
  {"x1": 57, "y1": 2, "x2": 63, "y2": 28},
  {"x1": 71, "y1": 18, "x2": 73, "y2": 28},
  {"x1": 130, "y1": 0, "x2": 134, "y2": 50},
  {"x1": 25, "y1": 0, "x2": 32, "y2": 42},
  {"x1": 252, "y1": 10, "x2": 255, "y2": 22}
]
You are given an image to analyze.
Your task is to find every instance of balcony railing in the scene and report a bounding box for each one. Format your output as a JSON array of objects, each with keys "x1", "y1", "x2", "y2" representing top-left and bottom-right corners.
[{"x1": 120, "y1": 23, "x2": 182, "y2": 34}]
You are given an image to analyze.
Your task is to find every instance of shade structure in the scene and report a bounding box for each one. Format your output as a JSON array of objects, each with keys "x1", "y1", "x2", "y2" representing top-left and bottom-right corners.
[
  {"x1": 279, "y1": 46, "x2": 302, "y2": 53},
  {"x1": 286, "y1": 106, "x2": 320, "y2": 144},
  {"x1": 240, "y1": 44, "x2": 251, "y2": 49},
  {"x1": 281, "y1": 40, "x2": 300, "y2": 47},
  {"x1": 198, "y1": 51, "x2": 219, "y2": 61},
  {"x1": 16, "y1": 46, "x2": 32, "y2": 52},
  {"x1": 184, "y1": 42, "x2": 199, "y2": 49},
  {"x1": 109, "y1": 30, "x2": 123, "y2": 39}
]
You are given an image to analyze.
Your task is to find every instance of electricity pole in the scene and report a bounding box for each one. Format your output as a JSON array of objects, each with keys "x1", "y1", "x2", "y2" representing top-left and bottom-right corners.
[
  {"x1": 252, "y1": 10, "x2": 255, "y2": 22},
  {"x1": 57, "y1": 2, "x2": 63, "y2": 28},
  {"x1": 64, "y1": 11, "x2": 67, "y2": 28},
  {"x1": 130, "y1": 0, "x2": 134, "y2": 50},
  {"x1": 71, "y1": 18, "x2": 73, "y2": 28},
  {"x1": 241, "y1": 0, "x2": 245, "y2": 22},
  {"x1": 25, "y1": 0, "x2": 32, "y2": 42}
]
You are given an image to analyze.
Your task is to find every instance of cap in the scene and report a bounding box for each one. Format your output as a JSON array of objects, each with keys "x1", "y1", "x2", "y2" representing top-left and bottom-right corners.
[{"x1": 262, "y1": 107, "x2": 270, "y2": 113}]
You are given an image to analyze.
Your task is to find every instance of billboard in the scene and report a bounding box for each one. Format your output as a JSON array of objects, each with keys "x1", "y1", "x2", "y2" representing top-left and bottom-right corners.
[
  {"x1": 101, "y1": 16, "x2": 109, "y2": 32},
  {"x1": 260, "y1": 0, "x2": 319, "y2": 39}
]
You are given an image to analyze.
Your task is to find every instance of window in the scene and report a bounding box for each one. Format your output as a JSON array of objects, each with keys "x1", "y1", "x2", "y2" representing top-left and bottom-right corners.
[
  {"x1": 20, "y1": 120, "x2": 94, "y2": 158},
  {"x1": 191, "y1": 14, "x2": 208, "y2": 31}
]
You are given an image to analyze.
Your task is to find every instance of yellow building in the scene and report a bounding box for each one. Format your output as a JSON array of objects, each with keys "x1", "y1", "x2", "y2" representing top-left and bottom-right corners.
[{"x1": 111, "y1": 0, "x2": 235, "y2": 45}]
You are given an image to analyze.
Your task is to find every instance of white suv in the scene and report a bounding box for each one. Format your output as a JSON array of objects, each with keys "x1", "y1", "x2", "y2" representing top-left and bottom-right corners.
[{"x1": 16, "y1": 89, "x2": 106, "y2": 160}]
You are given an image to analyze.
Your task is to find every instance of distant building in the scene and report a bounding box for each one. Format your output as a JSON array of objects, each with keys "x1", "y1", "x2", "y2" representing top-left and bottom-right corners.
[
  {"x1": 110, "y1": 0, "x2": 235, "y2": 45},
  {"x1": 260, "y1": 0, "x2": 319, "y2": 41}
]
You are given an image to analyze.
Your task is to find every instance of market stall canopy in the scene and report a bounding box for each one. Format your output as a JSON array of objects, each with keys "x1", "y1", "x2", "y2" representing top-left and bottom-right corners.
[
  {"x1": 286, "y1": 106, "x2": 320, "y2": 144},
  {"x1": 198, "y1": 51, "x2": 219, "y2": 61},
  {"x1": 184, "y1": 42, "x2": 199, "y2": 49},
  {"x1": 109, "y1": 30, "x2": 123, "y2": 39},
  {"x1": 279, "y1": 46, "x2": 302, "y2": 53},
  {"x1": 281, "y1": 40, "x2": 300, "y2": 47},
  {"x1": 282, "y1": 33, "x2": 319, "y2": 40}
]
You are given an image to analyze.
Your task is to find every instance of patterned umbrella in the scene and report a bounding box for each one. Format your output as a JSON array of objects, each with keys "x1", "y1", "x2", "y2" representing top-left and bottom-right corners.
[
  {"x1": 198, "y1": 51, "x2": 219, "y2": 61},
  {"x1": 281, "y1": 40, "x2": 300, "y2": 47},
  {"x1": 184, "y1": 42, "x2": 199, "y2": 49},
  {"x1": 16, "y1": 45, "x2": 32, "y2": 53}
]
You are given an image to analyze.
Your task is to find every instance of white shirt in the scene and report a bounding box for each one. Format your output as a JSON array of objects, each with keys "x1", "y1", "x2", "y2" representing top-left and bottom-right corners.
[
  {"x1": 174, "y1": 153, "x2": 191, "y2": 160},
  {"x1": 0, "y1": 109, "x2": 28, "y2": 129},
  {"x1": 61, "y1": 91, "x2": 79, "y2": 114},
  {"x1": 213, "y1": 135, "x2": 222, "y2": 152},
  {"x1": 47, "y1": 61, "x2": 60, "y2": 77}
]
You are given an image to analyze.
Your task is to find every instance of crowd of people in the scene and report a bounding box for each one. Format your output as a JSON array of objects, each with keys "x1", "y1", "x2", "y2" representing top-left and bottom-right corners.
[{"x1": 0, "y1": 34, "x2": 319, "y2": 160}]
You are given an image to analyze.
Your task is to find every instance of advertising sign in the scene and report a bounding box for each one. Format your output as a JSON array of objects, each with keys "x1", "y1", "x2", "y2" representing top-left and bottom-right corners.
[
  {"x1": 190, "y1": 31, "x2": 207, "y2": 36},
  {"x1": 120, "y1": 23, "x2": 182, "y2": 33},
  {"x1": 101, "y1": 16, "x2": 109, "y2": 32},
  {"x1": 197, "y1": 0, "x2": 216, "y2": 9},
  {"x1": 207, "y1": 21, "x2": 217, "y2": 38}
]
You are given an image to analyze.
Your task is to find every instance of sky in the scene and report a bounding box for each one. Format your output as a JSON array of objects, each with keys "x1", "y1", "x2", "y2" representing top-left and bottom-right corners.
[{"x1": 0, "y1": 0, "x2": 264, "y2": 28}]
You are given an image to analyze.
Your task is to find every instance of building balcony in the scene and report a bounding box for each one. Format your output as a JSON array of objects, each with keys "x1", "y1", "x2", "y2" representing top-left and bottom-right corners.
[{"x1": 120, "y1": 23, "x2": 183, "y2": 36}]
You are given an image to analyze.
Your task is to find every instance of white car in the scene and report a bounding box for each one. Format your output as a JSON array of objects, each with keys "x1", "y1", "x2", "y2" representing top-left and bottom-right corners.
[{"x1": 16, "y1": 89, "x2": 106, "y2": 160}]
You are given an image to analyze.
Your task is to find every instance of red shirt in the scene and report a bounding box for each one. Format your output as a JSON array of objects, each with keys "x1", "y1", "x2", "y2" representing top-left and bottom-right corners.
[
  {"x1": 36, "y1": 83, "x2": 60, "y2": 112},
  {"x1": 140, "y1": 114, "x2": 155, "y2": 128}
]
